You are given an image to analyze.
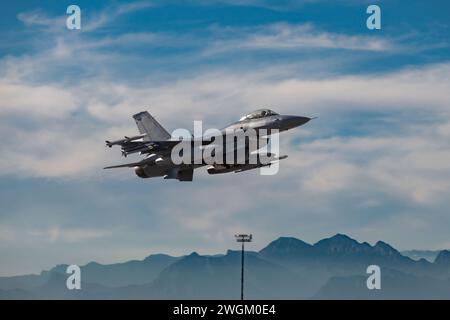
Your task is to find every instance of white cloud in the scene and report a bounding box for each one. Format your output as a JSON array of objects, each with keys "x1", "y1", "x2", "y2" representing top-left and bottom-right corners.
[
  {"x1": 82, "y1": 1, "x2": 156, "y2": 31},
  {"x1": 29, "y1": 226, "x2": 108, "y2": 243},
  {"x1": 17, "y1": 10, "x2": 65, "y2": 29},
  {"x1": 17, "y1": 1, "x2": 155, "y2": 32},
  {"x1": 302, "y1": 162, "x2": 360, "y2": 192},
  {"x1": 0, "y1": 82, "x2": 76, "y2": 118},
  {"x1": 0, "y1": 225, "x2": 108, "y2": 244},
  {"x1": 281, "y1": 129, "x2": 450, "y2": 204},
  {"x1": 204, "y1": 23, "x2": 397, "y2": 56}
]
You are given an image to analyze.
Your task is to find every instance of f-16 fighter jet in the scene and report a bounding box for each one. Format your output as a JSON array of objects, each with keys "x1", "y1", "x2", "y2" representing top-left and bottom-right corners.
[{"x1": 104, "y1": 109, "x2": 312, "y2": 181}]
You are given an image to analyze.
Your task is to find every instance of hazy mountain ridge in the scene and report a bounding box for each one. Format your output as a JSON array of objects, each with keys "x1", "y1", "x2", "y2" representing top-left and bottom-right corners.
[
  {"x1": 1, "y1": 234, "x2": 449, "y2": 299},
  {"x1": 48, "y1": 253, "x2": 180, "y2": 287},
  {"x1": 401, "y1": 250, "x2": 441, "y2": 262}
]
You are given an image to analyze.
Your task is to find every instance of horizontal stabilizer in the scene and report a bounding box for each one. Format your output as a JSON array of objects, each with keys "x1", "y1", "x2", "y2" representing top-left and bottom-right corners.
[
  {"x1": 103, "y1": 155, "x2": 157, "y2": 169},
  {"x1": 104, "y1": 162, "x2": 143, "y2": 169}
]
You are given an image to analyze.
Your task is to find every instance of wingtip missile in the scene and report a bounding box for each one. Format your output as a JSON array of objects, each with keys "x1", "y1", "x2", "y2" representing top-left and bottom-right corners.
[{"x1": 104, "y1": 133, "x2": 148, "y2": 147}]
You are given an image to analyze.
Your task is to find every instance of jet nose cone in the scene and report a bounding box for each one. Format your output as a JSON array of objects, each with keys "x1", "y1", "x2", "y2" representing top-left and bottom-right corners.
[{"x1": 280, "y1": 115, "x2": 311, "y2": 130}]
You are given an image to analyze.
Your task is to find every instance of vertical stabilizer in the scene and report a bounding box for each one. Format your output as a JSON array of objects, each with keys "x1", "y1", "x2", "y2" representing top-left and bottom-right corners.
[{"x1": 133, "y1": 111, "x2": 171, "y2": 141}]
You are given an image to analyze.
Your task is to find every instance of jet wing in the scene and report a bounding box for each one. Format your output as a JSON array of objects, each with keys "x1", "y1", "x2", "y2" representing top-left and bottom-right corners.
[
  {"x1": 104, "y1": 161, "x2": 145, "y2": 169},
  {"x1": 103, "y1": 153, "x2": 160, "y2": 169}
]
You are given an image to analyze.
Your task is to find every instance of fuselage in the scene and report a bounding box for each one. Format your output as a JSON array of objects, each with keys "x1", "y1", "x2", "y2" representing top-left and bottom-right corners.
[{"x1": 222, "y1": 114, "x2": 310, "y2": 133}]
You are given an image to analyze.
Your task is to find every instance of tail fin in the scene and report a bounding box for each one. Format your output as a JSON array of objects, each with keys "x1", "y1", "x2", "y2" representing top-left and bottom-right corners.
[{"x1": 133, "y1": 111, "x2": 171, "y2": 141}]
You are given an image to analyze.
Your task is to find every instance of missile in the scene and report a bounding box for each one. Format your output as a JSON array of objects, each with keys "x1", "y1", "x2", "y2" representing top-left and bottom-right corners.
[
  {"x1": 105, "y1": 133, "x2": 147, "y2": 147},
  {"x1": 206, "y1": 155, "x2": 288, "y2": 174}
]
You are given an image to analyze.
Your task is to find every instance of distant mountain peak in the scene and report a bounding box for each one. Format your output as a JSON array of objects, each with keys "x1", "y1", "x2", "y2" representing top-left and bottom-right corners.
[
  {"x1": 277, "y1": 236, "x2": 309, "y2": 242},
  {"x1": 314, "y1": 233, "x2": 358, "y2": 246},
  {"x1": 434, "y1": 250, "x2": 450, "y2": 266},
  {"x1": 259, "y1": 236, "x2": 313, "y2": 259},
  {"x1": 375, "y1": 240, "x2": 390, "y2": 246},
  {"x1": 314, "y1": 234, "x2": 372, "y2": 255},
  {"x1": 263, "y1": 236, "x2": 312, "y2": 249},
  {"x1": 334, "y1": 233, "x2": 351, "y2": 238},
  {"x1": 375, "y1": 240, "x2": 396, "y2": 250},
  {"x1": 373, "y1": 241, "x2": 401, "y2": 257},
  {"x1": 321, "y1": 233, "x2": 358, "y2": 243}
]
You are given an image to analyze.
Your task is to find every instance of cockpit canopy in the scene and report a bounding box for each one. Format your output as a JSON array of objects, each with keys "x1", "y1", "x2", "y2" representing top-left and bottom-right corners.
[{"x1": 239, "y1": 109, "x2": 279, "y2": 121}]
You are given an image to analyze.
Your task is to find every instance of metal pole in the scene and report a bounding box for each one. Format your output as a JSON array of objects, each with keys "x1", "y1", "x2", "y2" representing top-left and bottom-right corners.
[
  {"x1": 241, "y1": 241, "x2": 244, "y2": 300},
  {"x1": 235, "y1": 234, "x2": 251, "y2": 301}
]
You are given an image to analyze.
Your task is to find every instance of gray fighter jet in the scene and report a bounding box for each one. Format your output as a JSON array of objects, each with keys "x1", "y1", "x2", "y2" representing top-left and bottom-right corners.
[{"x1": 104, "y1": 109, "x2": 312, "y2": 181}]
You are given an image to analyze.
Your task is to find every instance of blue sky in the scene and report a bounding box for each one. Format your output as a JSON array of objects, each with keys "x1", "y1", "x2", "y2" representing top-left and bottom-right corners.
[{"x1": 1, "y1": 0, "x2": 450, "y2": 275}]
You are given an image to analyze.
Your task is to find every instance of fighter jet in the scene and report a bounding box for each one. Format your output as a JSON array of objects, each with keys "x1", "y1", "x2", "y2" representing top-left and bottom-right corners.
[{"x1": 104, "y1": 109, "x2": 312, "y2": 181}]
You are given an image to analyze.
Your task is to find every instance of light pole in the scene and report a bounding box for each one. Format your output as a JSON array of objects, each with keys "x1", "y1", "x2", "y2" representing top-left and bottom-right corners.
[{"x1": 235, "y1": 234, "x2": 252, "y2": 300}]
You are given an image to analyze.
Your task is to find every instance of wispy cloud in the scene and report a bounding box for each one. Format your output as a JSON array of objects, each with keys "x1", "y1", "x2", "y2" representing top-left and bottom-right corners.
[
  {"x1": 17, "y1": 9, "x2": 65, "y2": 29},
  {"x1": 204, "y1": 23, "x2": 397, "y2": 55},
  {"x1": 16, "y1": 1, "x2": 155, "y2": 32},
  {"x1": 29, "y1": 227, "x2": 108, "y2": 243},
  {"x1": 82, "y1": 1, "x2": 156, "y2": 31},
  {"x1": 0, "y1": 81, "x2": 76, "y2": 118}
]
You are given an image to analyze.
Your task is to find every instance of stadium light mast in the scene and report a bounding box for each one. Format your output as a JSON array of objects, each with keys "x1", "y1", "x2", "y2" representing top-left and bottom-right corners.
[{"x1": 235, "y1": 234, "x2": 252, "y2": 300}]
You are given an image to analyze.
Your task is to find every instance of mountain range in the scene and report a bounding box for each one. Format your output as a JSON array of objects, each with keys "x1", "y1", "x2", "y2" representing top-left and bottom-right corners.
[{"x1": 1, "y1": 234, "x2": 449, "y2": 299}]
